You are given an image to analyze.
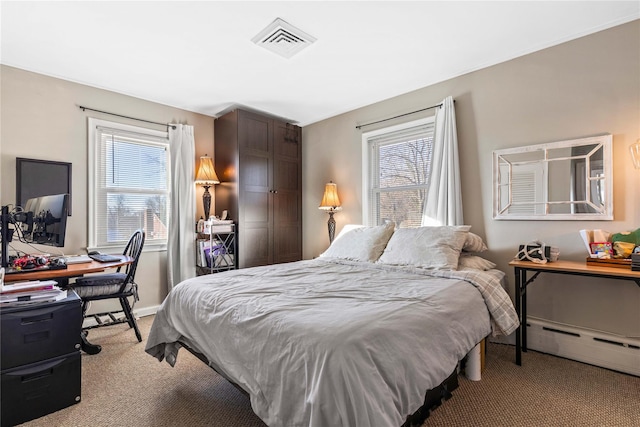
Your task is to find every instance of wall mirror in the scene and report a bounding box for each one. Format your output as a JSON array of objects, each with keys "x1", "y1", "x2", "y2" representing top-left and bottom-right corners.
[{"x1": 493, "y1": 134, "x2": 612, "y2": 220}]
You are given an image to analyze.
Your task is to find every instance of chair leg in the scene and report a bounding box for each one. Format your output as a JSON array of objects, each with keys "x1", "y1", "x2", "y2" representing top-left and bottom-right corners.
[
  {"x1": 120, "y1": 296, "x2": 142, "y2": 342},
  {"x1": 81, "y1": 300, "x2": 90, "y2": 335},
  {"x1": 81, "y1": 300, "x2": 90, "y2": 318}
]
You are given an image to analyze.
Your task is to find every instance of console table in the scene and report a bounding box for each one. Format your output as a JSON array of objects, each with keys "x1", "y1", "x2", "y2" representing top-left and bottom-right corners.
[{"x1": 509, "y1": 259, "x2": 640, "y2": 366}]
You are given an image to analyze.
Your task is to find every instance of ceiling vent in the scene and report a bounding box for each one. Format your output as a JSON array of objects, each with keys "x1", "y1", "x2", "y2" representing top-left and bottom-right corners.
[{"x1": 252, "y1": 18, "x2": 316, "y2": 59}]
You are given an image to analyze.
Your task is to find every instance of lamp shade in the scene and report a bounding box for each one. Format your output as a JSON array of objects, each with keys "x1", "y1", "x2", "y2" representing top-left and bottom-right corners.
[
  {"x1": 631, "y1": 139, "x2": 640, "y2": 170},
  {"x1": 319, "y1": 181, "x2": 341, "y2": 211},
  {"x1": 195, "y1": 155, "x2": 220, "y2": 185}
]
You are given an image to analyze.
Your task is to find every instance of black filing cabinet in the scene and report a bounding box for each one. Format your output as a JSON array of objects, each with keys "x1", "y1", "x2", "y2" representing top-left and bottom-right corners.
[{"x1": 1, "y1": 291, "x2": 82, "y2": 426}]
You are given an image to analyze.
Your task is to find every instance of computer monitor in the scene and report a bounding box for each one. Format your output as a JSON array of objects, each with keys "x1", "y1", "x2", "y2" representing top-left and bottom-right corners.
[{"x1": 22, "y1": 193, "x2": 69, "y2": 247}]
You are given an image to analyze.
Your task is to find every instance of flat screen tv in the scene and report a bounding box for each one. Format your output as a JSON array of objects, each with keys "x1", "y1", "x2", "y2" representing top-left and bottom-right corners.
[{"x1": 22, "y1": 193, "x2": 69, "y2": 247}]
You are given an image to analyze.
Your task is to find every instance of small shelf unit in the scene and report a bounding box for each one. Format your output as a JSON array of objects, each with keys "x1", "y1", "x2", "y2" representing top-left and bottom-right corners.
[{"x1": 196, "y1": 225, "x2": 237, "y2": 275}]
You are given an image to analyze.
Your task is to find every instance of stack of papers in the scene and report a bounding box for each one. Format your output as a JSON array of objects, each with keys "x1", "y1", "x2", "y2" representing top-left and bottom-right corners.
[{"x1": 1, "y1": 280, "x2": 67, "y2": 307}]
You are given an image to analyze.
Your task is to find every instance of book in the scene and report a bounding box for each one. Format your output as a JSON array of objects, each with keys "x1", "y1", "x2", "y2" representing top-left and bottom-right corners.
[
  {"x1": 1, "y1": 280, "x2": 58, "y2": 294},
  {"x1": 1, "y1": 287, "x2": 64, "y2": 301},
  {"x1": 197, "y1": 239, "x2": 212, "y2": 267},
  {"x1": 1, "y1": 283, "x2": 57, "y2": 295},
  {"x1": 203, "y1": 247, "x2": 212, "y2": 268},
  {"x1": 1, "y1": 288, "x2": 67, "y2": 306},
  {"x1": 203, "y1": 242, "x2": 230, "y2": 268}
]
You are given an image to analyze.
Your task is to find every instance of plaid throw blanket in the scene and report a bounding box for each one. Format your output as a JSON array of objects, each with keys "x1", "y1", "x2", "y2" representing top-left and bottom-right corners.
[{"x1": 320, "y1": 258, "x2": 520, "y2": 336}]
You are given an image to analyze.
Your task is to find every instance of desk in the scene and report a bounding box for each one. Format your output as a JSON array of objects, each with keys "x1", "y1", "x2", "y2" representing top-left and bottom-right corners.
[
  {"x1": 3, "y1": 256, "x2": 134, "y2": 283},
  {"x1": 3, "y1": 256, "x2": 134, "y2": 355},
  {"x1": 509, "y1": 259, "x2": 640, "y2": 366}
]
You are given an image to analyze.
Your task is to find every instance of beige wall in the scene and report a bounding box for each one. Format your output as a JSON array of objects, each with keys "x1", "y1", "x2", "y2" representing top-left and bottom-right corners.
[
  {"x1": 302, "y1": 21, "x2": 640, "y2": 337},
  {"x1": 1, "y1": 20, "x2": 638, "y2": 336},
  {"x1": 0, "y1": 65, "x2": 214, "y2": 312}
]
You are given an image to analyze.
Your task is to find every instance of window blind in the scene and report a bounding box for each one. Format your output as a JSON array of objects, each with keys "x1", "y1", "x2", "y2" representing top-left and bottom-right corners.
[{"x1": 91, "y1": 123, "x2": 170, "y2": 249}]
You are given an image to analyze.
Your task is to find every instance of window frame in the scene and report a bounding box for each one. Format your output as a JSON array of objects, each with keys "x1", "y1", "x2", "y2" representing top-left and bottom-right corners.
[
  {"x1": 361, "y1": 116, "x2": 435, "y2": 227},
  {"x1": 88, "y1": 118, "x2": 170, "y2": 253}
]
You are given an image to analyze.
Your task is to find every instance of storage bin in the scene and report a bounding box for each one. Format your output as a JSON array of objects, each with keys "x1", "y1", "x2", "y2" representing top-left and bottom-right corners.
[
  {"x1": 1, "y1": 352, "x2": 81, "y2": 426},
  {"x1": 1, "y1": 293, "x2": 81, "y2": 370}
]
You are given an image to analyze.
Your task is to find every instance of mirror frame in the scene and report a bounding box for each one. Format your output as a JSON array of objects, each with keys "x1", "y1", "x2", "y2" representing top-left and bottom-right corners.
[{"x1": 492, "y1": 134, "x2": 613, "y2": 220}]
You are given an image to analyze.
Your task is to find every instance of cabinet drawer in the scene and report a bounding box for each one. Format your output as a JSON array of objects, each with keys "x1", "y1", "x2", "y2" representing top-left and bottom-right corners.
[
  {"x1": 1, "y1": 293, "x2": 81, "y2": 370},
  {"x1": 1, "y1": 351, "x2": 81, "y2": 426}
]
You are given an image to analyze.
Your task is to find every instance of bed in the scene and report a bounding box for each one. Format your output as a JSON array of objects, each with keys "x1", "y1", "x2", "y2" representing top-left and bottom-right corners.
[{"x1": 146, "y1": 224, "x2": 519, "y2": 427}]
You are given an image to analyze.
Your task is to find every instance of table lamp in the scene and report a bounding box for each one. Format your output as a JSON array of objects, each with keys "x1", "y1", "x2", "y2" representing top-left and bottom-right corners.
[
  {"x1": 319, "y1": 181, "x2": 342, "y2": 244},
  {"x1": 195, "y1": 154, "x2": 220, "y2": 218}
]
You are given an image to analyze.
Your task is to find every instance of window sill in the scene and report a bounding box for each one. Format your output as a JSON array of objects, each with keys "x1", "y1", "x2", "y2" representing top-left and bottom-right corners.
[{"x1": 87, "y1": 243, "x2": 167, "y2": 254}]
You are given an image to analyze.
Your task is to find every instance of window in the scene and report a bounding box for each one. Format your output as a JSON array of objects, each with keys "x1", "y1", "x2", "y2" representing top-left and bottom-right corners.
[
  {"x1": 363, "y1": 117, "x2": 435, "y2": 227},
  {"x1": 88, "y1": 118, "x2": 170, "y2": 251}
]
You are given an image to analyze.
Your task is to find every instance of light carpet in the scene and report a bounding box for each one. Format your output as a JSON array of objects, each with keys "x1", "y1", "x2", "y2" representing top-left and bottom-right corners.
[{"x1": 20, "y1": 315, "x2": 640, "y2": 427}]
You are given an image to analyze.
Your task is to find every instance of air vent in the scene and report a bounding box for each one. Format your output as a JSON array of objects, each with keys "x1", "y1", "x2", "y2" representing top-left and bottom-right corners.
[{"x1": 252, "y1": 18, "x2": 316, "y2": 59}]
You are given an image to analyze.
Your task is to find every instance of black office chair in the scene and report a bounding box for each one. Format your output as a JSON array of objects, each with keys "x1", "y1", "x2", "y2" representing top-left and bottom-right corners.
[{"x1": 72, "y1": 229, "x2": 145, "y2": 354}]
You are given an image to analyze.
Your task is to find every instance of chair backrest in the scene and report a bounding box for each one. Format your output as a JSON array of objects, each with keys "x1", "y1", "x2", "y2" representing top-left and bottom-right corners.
[{"x1": 119, "y1": 229, "x2": 145, "y2": 289}]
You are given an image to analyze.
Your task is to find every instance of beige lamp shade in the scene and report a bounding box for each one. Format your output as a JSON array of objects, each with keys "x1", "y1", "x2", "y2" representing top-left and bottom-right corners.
[
  {"x1": 319, "y1": 181, "x2": 341, "y2": 211},
  {"x1": 195, "y1": 155, "x2": 220, "y2": 185},
  {"x1": 631, "y1": 139, "x2": 640, "y2": 170}
]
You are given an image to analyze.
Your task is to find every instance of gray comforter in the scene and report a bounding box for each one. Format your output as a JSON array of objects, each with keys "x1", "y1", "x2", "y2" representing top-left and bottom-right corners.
[{"x1": 146, "y1": 258, "x2": 518, "y2": 427}]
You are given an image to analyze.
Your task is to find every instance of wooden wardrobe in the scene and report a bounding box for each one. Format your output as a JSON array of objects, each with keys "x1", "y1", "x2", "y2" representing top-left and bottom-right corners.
[{"x1": 214, "y1": 109, "x2": 302, "y2": 268}]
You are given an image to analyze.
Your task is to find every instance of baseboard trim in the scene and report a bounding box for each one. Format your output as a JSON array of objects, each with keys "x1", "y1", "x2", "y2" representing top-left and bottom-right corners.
[
  {"x1": 135, "y1": 304, "x2": 160, "y2": 319},
  {"x1": 83, "y1": 304, "x2": 160, "y2": 328}
]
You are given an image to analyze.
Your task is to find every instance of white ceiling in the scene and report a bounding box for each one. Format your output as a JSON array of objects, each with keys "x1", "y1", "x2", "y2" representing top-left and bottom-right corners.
[{"x1": 1, "y1": 1, "x2": 638, "y2": 126}]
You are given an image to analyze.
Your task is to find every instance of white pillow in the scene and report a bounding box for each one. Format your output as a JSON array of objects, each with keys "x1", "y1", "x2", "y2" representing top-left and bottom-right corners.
[
  {"x1": 463, "y1": 232, "x2": 488, "y2": 252},
  {"x1": 319, "y1": 223, "x2": 395, "y2": 262},
  {"x1": 377, "y1": 226, "x2": 470, "y2": 270},
  {"x1": 333, "y1": 224, "x2": 365, "y2": 241},
  {"x1": 458, "y1": 253, "x2": 496, "y2": 271}
]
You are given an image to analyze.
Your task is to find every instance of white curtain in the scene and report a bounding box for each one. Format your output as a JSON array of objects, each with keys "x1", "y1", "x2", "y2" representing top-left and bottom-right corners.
[
  {"x1": 421, "y1": 96, "x2": 464, "y2": 226},
  {"x1": 167, "y1": 124, "x2": 196, "y2": 290}
]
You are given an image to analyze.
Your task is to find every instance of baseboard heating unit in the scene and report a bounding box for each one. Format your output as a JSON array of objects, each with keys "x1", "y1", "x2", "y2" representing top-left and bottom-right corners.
[{"x1": 526, "y1": 317, "x2": 640, "y2": 376}]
